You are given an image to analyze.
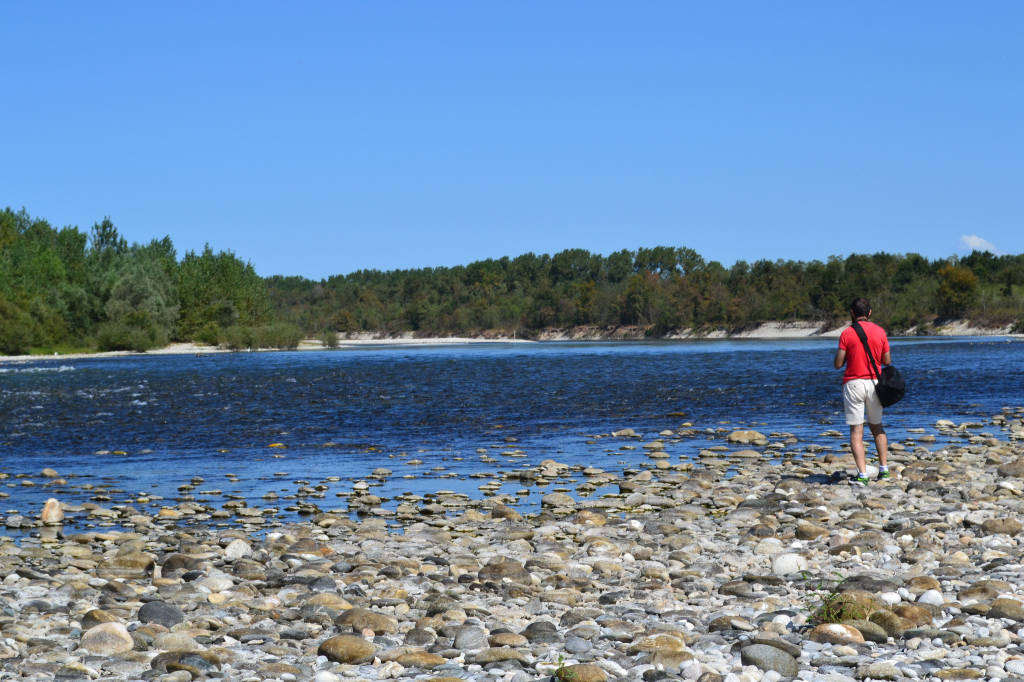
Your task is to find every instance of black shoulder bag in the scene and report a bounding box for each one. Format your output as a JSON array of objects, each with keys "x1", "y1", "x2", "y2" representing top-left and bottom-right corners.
[{"x1": 851, "y1": 321, "x2": 906, "y2": 407}]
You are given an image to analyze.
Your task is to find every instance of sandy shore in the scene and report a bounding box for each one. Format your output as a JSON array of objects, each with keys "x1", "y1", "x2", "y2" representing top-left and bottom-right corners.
[
  {"x1": 0, "y1": 337, "x2": 533, "y2": 364},
  {"x1": 1, "y1": 321, "x2": 1018, "y2": 365}
]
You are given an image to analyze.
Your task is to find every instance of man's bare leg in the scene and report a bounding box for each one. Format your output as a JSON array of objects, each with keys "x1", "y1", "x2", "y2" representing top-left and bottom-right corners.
[
  {"x1": 850, "y1": 424, "x2": 867, "y2": 475},
  {"x1": 868, "y1": 422, "x2": 888, "y2": 468}
]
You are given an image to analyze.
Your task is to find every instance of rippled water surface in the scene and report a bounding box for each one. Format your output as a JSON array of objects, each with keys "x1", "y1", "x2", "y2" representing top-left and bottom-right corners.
[{"x1": 2, "y1": 337, "x2": 1022, "y2": 531}]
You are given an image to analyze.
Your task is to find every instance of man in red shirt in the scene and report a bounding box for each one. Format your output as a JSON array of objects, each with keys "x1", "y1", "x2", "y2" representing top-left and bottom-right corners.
[{"x1": 833, "y1": 297, "x2": 891, "y2": 485}]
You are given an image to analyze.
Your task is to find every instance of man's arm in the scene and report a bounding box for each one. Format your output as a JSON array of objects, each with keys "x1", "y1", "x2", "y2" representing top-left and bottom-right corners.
[
  {"x1": 834, "y1": 348, "x2": 846, "y2": 369},
  {"x1": 881, "y1": 350, "x2": 891, "y2": 365}
]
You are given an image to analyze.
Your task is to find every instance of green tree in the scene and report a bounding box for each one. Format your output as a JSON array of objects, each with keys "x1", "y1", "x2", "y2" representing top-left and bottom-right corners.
[
  {"x1": 936, "y1": 264, "x2": 979, "y2": 317},
  {"x1": 604, "y1": 249, "x2": 633, "y2": 283},
  {"x1": 87, "y1": 217, "x2": 128, "y2": 311},
  {"x1": 0, "y1": 293, "x2": 35, "y2": 354},
  {"x1": 177, "y1": 245, "x2": 270, "y2": 339},
  {"x1": 620, "y1": 273, "x2": 656, "y2": 324},
  {"x1": 99, "y1": 240, "x2": 180, "y2": 349}
]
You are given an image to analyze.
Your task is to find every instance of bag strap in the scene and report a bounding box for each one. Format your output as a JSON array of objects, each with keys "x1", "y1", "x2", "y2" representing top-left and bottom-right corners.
[{"x1": 851, "y1": 321, "x2": 882, "y2": 381}]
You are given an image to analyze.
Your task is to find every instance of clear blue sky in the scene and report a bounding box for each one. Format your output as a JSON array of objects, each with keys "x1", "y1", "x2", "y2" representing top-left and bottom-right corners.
[{"x1": 3, "y1": 2, "x2": 1021, "y2": 280}]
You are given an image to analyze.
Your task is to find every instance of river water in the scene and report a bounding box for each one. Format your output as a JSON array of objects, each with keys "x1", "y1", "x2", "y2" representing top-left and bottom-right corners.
[{"x1": 1, "y1": 337, "x2": 1022, "y2": 531}]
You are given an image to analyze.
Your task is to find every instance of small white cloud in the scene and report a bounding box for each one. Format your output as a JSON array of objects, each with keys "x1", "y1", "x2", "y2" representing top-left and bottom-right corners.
[{"x1": 960, "y1": 234, "x2": 1000, "y2": 255}]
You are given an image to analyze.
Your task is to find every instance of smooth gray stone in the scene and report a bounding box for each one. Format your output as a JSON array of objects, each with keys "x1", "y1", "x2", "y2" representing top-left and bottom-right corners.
[
  {"x1": 138, "y1": 601, "x2": 185, "y2": 628},
  {"x1": 750, "y1": 635, "x2": 801, "y2": 658},
  {"x1": 404, "y1": 628, "x2": 436, "y2": 646},
  {"x1": 453, "y1": 625, "x2": 488, "y2": 650},
  {"x1": 565, "y1": 635, "x2": 592, "y2": 654},
  {"x1": 836, "y1": 575, "x2": 899, "y2": 593},
  {"x1": 521, "y1": 620, "x2": 562, "y2": 643},
  {"x1": 902, "y1": 628, "x2": 962, "y2": 644},
  {"x1": 741, "y1": 644, "x2": 799, "y2": 677},
  {"x1": 844, "y1": 619, "x2": 888, "y2": 644}
]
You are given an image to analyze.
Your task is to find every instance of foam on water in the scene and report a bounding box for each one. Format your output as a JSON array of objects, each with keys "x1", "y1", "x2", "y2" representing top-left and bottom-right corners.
[{"x1": 0, "y1": 364, "x2": 76, "y2": 374}]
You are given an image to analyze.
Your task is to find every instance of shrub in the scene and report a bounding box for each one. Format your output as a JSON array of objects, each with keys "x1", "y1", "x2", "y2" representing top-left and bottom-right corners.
[
  {"x1": 195, "y1": 321, "x2": 221, "y2": 346},
  {"x1": 320, "y1": 330, "x2": 339, "y2": 349},
  {"x1": 251, "y1": 323, "x2": 302, "y2": 350},
  {"x1": 809, "y1": 592, "x2": 872, "y2": 624},
  {"x1": 96, "y1": 321, "x2": 166, "y2": 352},
  {"x1": 221, "y1": 323, "x2": 303, "y2": 350},
  {"x1": 270, "y1": 323, "x2": 303, "y2": 349},
  {"x1": 249, "y1": 325, "x2": 271, "y2": 349},
  {"x1": 220, "y1": 325, "x2": 253, "y2": 351}
]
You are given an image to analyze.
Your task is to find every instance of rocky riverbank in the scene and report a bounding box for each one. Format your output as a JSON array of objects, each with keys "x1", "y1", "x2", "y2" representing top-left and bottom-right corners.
[{"x1": 2, "y1": 410, "x2": 1024, "y2": 682}]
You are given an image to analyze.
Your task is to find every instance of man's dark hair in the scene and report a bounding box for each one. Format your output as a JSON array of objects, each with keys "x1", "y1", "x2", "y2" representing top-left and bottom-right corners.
[{"x1": 850, "y1": 298, "x2": 871, "y2": 318}]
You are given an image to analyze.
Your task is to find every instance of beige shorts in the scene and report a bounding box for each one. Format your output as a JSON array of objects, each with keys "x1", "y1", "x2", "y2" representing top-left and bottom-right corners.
[{"x1": 843, "y1": 378, "x2": 882, "y2": 425}]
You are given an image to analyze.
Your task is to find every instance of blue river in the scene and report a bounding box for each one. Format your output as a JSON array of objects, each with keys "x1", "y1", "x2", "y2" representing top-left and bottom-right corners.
[{"x1": 1, "y1": 337, "x2": 1022, "y2": 531}]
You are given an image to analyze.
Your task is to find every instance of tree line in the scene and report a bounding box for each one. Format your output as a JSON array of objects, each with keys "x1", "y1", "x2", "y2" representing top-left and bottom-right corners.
[
  {"x1": 2, "y1": 206, "x2": 1023, "y2": 355},
  {"x1": 267, "y1": 246, "x2": 1024, "y2": 338}
]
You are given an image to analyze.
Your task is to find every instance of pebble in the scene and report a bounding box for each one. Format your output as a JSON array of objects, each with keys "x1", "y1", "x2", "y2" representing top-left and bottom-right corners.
[
  {"x1": 138, "y1": 600, "x2": 185, "y2": 628},
  {"x1": 79, "y1": 622, "x2": 135, "y2": 655},
  {"x1": 453, "y1": 625, "x2": 489, "y2": 650},
  {"x1": 808, "y1": 623, "x2": 865, "y2": 645},
  {"x1": 566, "y1": 634, "x2": 593, "y2": 654},
  {"x1": 917, "y1": 589, "x2": 945, "y2": 605},
  {"x1": 771, "y1": 552, "x2": 808, "y2": 576},
  {"x1": 317, "y1": 635, "x2": 375, "y2": 663}
]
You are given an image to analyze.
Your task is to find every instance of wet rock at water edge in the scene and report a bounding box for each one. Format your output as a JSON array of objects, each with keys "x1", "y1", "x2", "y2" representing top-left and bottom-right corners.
[{"x1": 41, "y1": 498, "x2": 64, "y2": 524}]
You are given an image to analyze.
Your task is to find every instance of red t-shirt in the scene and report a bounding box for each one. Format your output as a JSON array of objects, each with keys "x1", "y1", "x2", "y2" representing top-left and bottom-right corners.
[{"x1": 838, "y1": 321, "x2": 890, "y2": 383}]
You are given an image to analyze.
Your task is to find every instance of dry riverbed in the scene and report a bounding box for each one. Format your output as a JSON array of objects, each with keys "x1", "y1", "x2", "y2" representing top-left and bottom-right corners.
[{"x1": 2, "y1": 410, "x2": 1024, "y2": 682}]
